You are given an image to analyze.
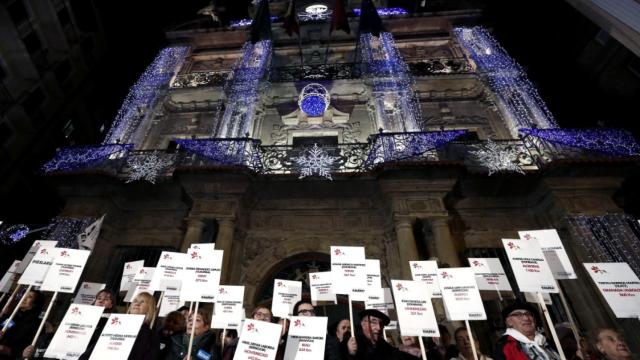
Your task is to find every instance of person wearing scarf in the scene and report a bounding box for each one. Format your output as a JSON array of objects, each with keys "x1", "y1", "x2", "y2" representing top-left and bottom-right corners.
[{"x1": 495, "y1": 302, "x2": 561, "y2": 360}]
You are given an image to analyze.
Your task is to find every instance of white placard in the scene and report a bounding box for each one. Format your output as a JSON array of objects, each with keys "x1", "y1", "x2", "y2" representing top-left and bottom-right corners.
[
  {"x1": 365, "y1": 259, "x2": 381, "y2": 289},
  {"x1": 16, "y1": 240, "x2": 57, "y2": 274},
  {"x1": 438, "y1": 267, "x2": 487, "y2": 321},
  {"x1": 120, "y1": 260, "x2": 144, "y2": 292},
  {"x1": 309, "y1": 272, "x2": 336, "y2": 305},
  {"x1": 89, "y1": 314, "x2": 145, "y2": 360},
  {"x1": 365, "y1": 287, "x2": 388, "y2": 314},
  {"x1": 158, "y1": 280, "x2": 183, "y2": 317},
  {"x1": 383, "y1": 288, "x2": 395, "y2": 310},
  {"x1": 283, "y1": 316, "x2": 328, "y2": 360},
  {"x1": 272, "y1": 279, "x2": 302, "y2": 319},
  {"x1": 391, "y1": 280, "x2": 439, "y2": 337},
  {"x1": 41, "y1": 249, "x2": 91, "y2": 293},
  {"x1": 124, "y1": 267, "x2": 155, "y2": 302},
  {"x1": 583, "y1": 262, "x2": 640, "y2": 318},
  {"x1": 409, "y1": 260, "x2": 442, "y2": 297},
  {"x1": 519, "y1": 229, "x2": 577, "y2": 279},
  {"x1": 234, "y1": 319, "x2": 282, "y2": 360},
  {"x1": 212, "y1": 285, "x2": 245, "y2": 330},
  {"x1": 18, "y1": 246, "x2": 55, "y2": 286},
  {"x1": 187, "y1": 243, "x2": 215, "y2": 253},
  {"x1": 330, "y1": 246, "x2": 367, "y2": 301},
  {"x1": 468, "y1": 258, "x2": 513, "y2": 291},
  {"x1": 525, "y1": 292, "x2": 552, "y2": 305},
  {"x1": 44, "y1": 304, "x2": 104, "y2": 360},
  {"x1": 502, "y1": 239, "x2": 558, "y2": 293},
  {"x1": 180, "y1": 249, "x2": 223, "y2": 302},
  {"x1": 148, "y1": 251, "x2": 188, "y2": 292},
  {"x1": 74, "y1": 282, "x2": 106, "y2": 305},
  {"x1": 0, "y1": 260, "x2": 21, "y2": 293}
]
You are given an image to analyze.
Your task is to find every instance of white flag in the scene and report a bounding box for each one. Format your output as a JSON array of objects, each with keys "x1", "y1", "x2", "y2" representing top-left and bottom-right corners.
[{"x1": 77, "y1": 215, "x2": 105, "y2": 252}]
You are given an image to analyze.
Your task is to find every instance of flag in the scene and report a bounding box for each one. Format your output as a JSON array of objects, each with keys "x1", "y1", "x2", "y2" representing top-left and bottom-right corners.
[
  {"x1": 282, "y1": 0, "x2": 299, "y2": 37},
  {"x1": 77, "y1": 215, "x2": 105, "y2": 252},
  {"x1": 358, "y1": 0, "x2": 384, "y2": 37},
  {"x1": 250, "y1": 0, "x2": 272, "y2": 44},
  {"x1": 330, "y1": 0, "x2": 350, "y2": 34}
]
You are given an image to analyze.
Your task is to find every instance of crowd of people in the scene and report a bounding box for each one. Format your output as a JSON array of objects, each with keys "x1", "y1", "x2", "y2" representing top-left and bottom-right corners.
[{"x1": 0, "y1": 289, "x2": 635, "y2": 360}]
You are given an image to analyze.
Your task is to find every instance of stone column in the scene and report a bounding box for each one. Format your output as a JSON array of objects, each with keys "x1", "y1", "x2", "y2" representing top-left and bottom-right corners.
[
  {"x1": 180, "y1": 217, "x2": 205, "y2": 252},
  {"x1": 430, "y1": 217, "x2": 461, "y2": 267},
  {"x1": 216, "y1": 218, "x2": 236, "y2": 284},
  {"x1": 395, "y1": 218, "x2": 419, "y2": 279}
]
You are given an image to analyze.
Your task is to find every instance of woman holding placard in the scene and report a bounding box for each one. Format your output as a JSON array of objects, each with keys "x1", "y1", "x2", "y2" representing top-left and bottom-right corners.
[
  {"x1": 77, "y1": 289, "x2": 117, "y2": 360},
  {"x1": 452, "y1": 327, "x2": 492, "y2": 360},
  {"x1": 591, "y1": 328, "x2": 633, "y2": 360},
  {"x1": 127, "y1": 292, "x2": 161, "y2": 360},
  {"x1": 0, "y1": 289, "x2": 44, "y2": 359},
  {"x1": 165, "y1": 308, "x2": 218, "y2": 360}
]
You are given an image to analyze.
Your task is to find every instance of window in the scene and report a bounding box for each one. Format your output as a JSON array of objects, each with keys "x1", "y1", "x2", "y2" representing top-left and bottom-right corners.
[
  {"x1": 7, "y1": 0, "x2": 29, "y2": 25},
  {"x1": 0, "y1": 122, "x2": 13, "y2": 146},
  {"x1": 22, "y1": 32, "x2": 42, "y2": 54},
  {"x1": 54, "y1": 59, "x2": 72, "y2": 83}
]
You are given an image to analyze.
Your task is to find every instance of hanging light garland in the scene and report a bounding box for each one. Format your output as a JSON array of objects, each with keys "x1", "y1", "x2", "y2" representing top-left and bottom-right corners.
[
  {"x1": 520, "y1": 128, "x2": 640, "y2": 157},
  {"x1": 353, "y1": 7, "x2": 407, "y2": 16},
  {"x1": 102, "y1": 46, "x2": 190, "y2": 145},
  {"x1": 360, "y1": 32, "x2": 422, "y2": 132},
  {"x1": 213, "y1": 40, "x2": 272, "y2": 138},
  {"x1": 176, "y1": 138, "x2": 263, "y2": 171},
  {"x1": 42, "y1": 144, "x2": 133, "y2": 173},
  {"x1": 230, "y1": 16, "x2": 280, "y2": 28},
  {"x1": 41, "y1": 217, "x2": 96, "y2": 249},
  {"x1": 453, "y1": 27, "x2": 557, "y2": 137},
  {"x1": 0, "y1": 224, "x2": 30, "y2": 245}
]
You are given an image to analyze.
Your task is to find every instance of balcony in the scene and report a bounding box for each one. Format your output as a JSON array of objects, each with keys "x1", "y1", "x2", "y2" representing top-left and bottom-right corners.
[{"x1": 41, "y1": 129, "x2": 639, "y2": 182}]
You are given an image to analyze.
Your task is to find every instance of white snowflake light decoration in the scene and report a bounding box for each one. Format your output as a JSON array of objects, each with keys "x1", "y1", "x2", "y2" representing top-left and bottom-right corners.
[
  {"x1": 292, "y1": 143, "x2": 337, "y2": 180},
  {"x1": 126, "y1": 151, "x2": 174, "y2": 184},
  {"x1": 469, "y1": 139, "x2": 525, "y2": 175}
]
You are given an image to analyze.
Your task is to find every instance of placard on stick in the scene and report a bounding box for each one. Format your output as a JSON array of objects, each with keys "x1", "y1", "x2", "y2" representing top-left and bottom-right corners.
[
  {"x1": 0, "y1": 260, "x2": 21, "y2": 293},
  {"x1": 16, "y1": 240, "x2": 57, "y2": 274},
  {"x1": 391, "y1": 280, "x2": 440, "y2": 337},
  {"x1": 148, "y1": 251, "x2": 187, "y2": 292},
  {"x1": 519, "y1": 229, "x2": 577, "y2": 280},
  {"x1": 272, "y1": 279, "x2": 302, "y2": 319},
  {"x1": 309, "y1": 271, "x2": 336, "y2": 305},
  {"x1": 124, "y1": 267, "x2": 155, "y2": 302},
  {"x1": 409, "y1": 261, "x2": 442, "y2": 298},
  {"x1": 468, "y1": 258, "x2": 512, "y2": 292},
  {"x1": 74, "y1": 282, "x2": 106, "y2": 305},
  {"x1": 234, "y1": 319, "x2": 282, "y2": 360},
  {"x1": 583, "y1": 262, "x2": 640, "y2": 318},
  {"x1": 89, "y1": 314, "x2": 145, "y2": 360},
  {"x1": 330, "y1": 246, "x2": 367, "y2": 301},
  {"x1": 18, "y1": 247, "x2": 55, "y2": 287},
  {"x1": 180, "y1": 249, "x2": 223, "y2": 303},
  {"x1": 283, "y1": 316, "x2": 328, "y2": 360},
  {"x1": 212, "y1": 285, "x2": 244, "y2": 330},
  {"x1": 502, "y1": 239, "x2": 558, "y2": 293},
  {"x1": 120, "y1": 260, "x2": 144, "y2": 292},
  {"x1": 44, "y1": 304, "x2": 104, "y2": 360},
  {"x1": 41, "y1": 249, "x2": 91, "y2": 293},
  {"x1": 438, "y1": 268, "x2": 487, "y2": 321}
]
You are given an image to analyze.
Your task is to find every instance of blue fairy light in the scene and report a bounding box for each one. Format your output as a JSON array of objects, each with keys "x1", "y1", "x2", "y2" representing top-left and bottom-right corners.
[
  {"x1": 42, "y1": 144, "x2": 133, "y2": 173},
  {"x1": 300, "y1": 96, "x2": 327, "y2": 117},
  {"x1": 520, "y1": 128, "x2": 640, "y2": 156},
  {"x1": 353, "y1": 7, "x2": 407, "y2": 16}
]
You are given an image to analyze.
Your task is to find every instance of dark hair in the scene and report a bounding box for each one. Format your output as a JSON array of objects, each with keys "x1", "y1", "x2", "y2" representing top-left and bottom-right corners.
[
  {"x1": 292, "y1": 300, "x2": 313, "y2": 316},
  {"x1": 176, "y1": 305, "x2": 190, "y2": 313},
  {"x1": 94, "y1": 289, "x2": 117, "y2": 312},
  {"x1": 226, "y1": 329, "x2": 238, "y2": 339},
  {"x1": 438, "y1": 324, "x2": 450, "y2": 335},
  {"x1": 29, "y1": 290, "x2": 45, "y2": 312}
]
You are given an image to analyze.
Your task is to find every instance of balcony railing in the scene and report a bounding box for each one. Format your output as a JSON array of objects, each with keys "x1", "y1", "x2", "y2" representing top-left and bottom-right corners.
[
  {"x1": 170, "y1": 71, "x2": 230, "y2": 89},
  {"x1": 41, "y1": 129, "x2": 639, "y2": 182}
]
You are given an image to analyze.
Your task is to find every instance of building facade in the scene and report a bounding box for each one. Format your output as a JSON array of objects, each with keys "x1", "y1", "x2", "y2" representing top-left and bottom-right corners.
[{"x1": 40, "y1": 1, "x2": 640, "y2": 352}]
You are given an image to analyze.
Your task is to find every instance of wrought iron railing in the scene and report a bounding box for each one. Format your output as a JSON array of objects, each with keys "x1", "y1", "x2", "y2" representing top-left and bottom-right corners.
[
  {"x1": 261, "y1": 142, "x2": 370, "y2": 176},
  {"x1": 407, "y1": 58, "x2": 473, "y2": 76},
  {"x1": 270, "y1": 63, "x2": 361, "y2": 82}
]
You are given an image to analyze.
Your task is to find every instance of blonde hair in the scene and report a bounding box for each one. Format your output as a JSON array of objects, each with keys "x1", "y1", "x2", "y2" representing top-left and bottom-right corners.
[{"x1": 128, "y1": 292, "x2": 157, "y2": 324}]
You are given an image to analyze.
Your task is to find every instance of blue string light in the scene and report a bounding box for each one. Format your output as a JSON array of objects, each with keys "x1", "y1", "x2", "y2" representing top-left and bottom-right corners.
[
  {"x1": 300, "y1": 96, "x2": 327, "y2": 117},
  {"x1": 230, "y1": 16, "x2": 280, "y2": 28},
  {"x1": 42, "y1": 144, "x2": 133, "y2": 173},
  {"x1": 103, "y1": 46, "x2": 189, "y2": 145},
  {"x1": 520, "y1": 128, "x2": 640, "y2": 156},
  {"x1": 361, "y1": 32, "x2": 422, "y2": 132},
  {"x1": 365, "y1": 130, "x2": 467, "y2": 167},
  {"x1": 353, "y1": 7, "x2": 407, "y2": 16},
  {"x1": 0, "y1": 224, "x2": 30, "y2": 245},
  {"x1": 43, "y1": 217, "x2": 96, "y2": 249},
  {"x1": 453, "y1": 27, "x2": 557, "y2": 137},
  {"x1": 176, "y1": 138, "x2": 263, "y2": 171}
]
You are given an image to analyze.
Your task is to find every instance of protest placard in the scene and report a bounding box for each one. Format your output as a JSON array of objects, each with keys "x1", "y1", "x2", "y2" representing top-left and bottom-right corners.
[
  {"x1": 234, "y1": 320, "x2": 282, "y2": 360},
  {"x1": 366, "y1": 259, "x2": 381, "y2": 289},
  {"x1": 519, "y1": 230, "x2": 577, "y2": 279},
  {"x1": 409, "y1": 260, "x2": 442, "y2": 297},
  {"x1": 272, "y1": 279, "x2": 302, "y2": 319},
  {"x1": 309, "y1": 271, "x2": 336, "y2": 305},
  {"x1": 124, "y1": 267, "x2": 155, "y2": 302},
  {"x1": 583, "y1": 262, "x2": 640, "y2": 318},
  {"x1": 525, "y1": 292, "x2": 552, "y2": 305},
  {"x1": 89, "y1": 314, "x2": 145, "y2": 360},
  {"x1": 158, "y1": 280, "x2": 183, "y2": 317},
  {"x1": 391, "y1": 280, "x2": 440, "y2": 337},
  {"x1": 16, "y1": 240, "x2": 57, "y2": 274},
  {"x1": 0, "y1": 261, "x2": 21, "y2": 293},
  {"x1": 212, "y1": 285, "x2": 245, "y2": 330},
  {"x1": 283, "y1": 316, "x2": 328, "y2": 360},
  {"x1": 44, "y1": 304, "x2": 104, "y2": 360},
  {"x1": 330, "y1": 246, "x2": 366, "y2": 300},
  {"x1": 187, "y1": 243, "x2": 215, "y2": 253},
  {"x1": 502, "y1": 239, "x2": 558, "y2": 293},
  {"x1": 18, "y1": 247, "x2": 55, "y2": 287},
  {"x1": 365, "y1": 287, "x2": 388, "y2": 314},
  {"x1": 41, "y1": 249, "x2": 91, "y2": 293},
  {"x1": 120, "y1": 260, "x2": 144, "y2": 292},
  {"x1": 438, "y1": 268, "x2": 487, "y2": 321},
  {"x1": 468, "y1": 258, "x2": 513, "y2": 292},
  {"x1": 74, "y1": 282, "x2": 106, "y2": 305},
  {"x1": 148, "y1": 251, "x2": 187, "y2": 292},
  {"x1": 180, "y1": 249, "x2": 223, "y2": 303}
]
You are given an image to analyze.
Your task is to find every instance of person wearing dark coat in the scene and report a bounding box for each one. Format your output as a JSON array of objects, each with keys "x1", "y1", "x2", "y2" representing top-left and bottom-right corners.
[
  {"x1": 340, "y1": 309, "x2": 419, "y2": 360},
  {"x1": 165, "y1": 308, "x2": 220, "y2": 360},
  {"x1": 326, "y1": 319, "x2": 350, "y2": 360},
  {"x1": 77, "y1": 289, "x2": 117, "y2": 360},
  {"x1": 222, "y1": 329, "x2": 238, "y2": 360},
  {"x1": 0, "y1": 289, "x2": 44, "y2": 360}
]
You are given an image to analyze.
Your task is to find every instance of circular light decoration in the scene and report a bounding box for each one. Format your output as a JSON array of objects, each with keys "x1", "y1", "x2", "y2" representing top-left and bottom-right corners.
[
  {"x1": 298, "y1": 83, "x2": 330, "y2": 117},
  {"x1": 0, "y1": 224, "x2": 30, "y2": 245},
  {"x1": 299, "y1": 4, "x2": 332, "y2": 21}
]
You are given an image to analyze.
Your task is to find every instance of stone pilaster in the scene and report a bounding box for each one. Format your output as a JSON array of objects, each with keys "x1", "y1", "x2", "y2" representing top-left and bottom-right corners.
[
  {"x1": 394, "y1": 217, "x2": 419, "y2": 279},
  {"x1": 180, "y1": 217, "x2": 206, "y2": 251},
  {"x1": 429, "y1": 217, "x2": 461, "y2": 267}
]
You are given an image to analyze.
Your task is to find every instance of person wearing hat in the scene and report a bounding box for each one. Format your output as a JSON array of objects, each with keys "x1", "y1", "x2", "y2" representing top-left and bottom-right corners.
[
  {"x1": 341, "y1": 309, "x2": 419, "y2": 360},
  {"x1": 494, "y1": 302, "x2": 561, "y2": 360}
]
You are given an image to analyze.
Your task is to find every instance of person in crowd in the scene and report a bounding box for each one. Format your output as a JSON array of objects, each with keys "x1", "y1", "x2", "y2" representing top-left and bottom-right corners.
[
  {"x1": 591, "y1": 328, "x2": 633, "y2": 360},
  {"x1": 326, "y1": 319, "x2": 351, "y2": 360},
  {"x1": 554, "y1": 323, "x2": 583, "y2": 360},
  {"x1": 428, "y1": 325, "x2": 459, "y2": 360},
  {"x1": 165, "y1": 307, "x2": 218, "y2": 360},
  {"x1": 0, "y1": 289, "x2": 44, "y2": 360},
  {"x1": 177, "y1": 305, "x2": 190, "y2": 323},
  {"x1": 222, "y1": 329, "x2": 238, "y2": 360},
  {"x1": 452, "y1": 327, "x2": 492, "y2": 360},
  {"x1": 127, "y1": 292, "x2": 161, "y2": 360},
  {"x1": 399, "y1": 336, "x2": 422, "y2": 358},
  {"x1": 341, "y1": 308, "x2": 419, "y2": 359},
  {"x1": 76, "y1": 289, "x2": 118, "y2": 360},
  {"x1": 494, "y1": 302, "x2": 560, "y2": 360},
  {"x1": 159, "y1": 311, "x2": 186, "y2": 358},
  {"x1": 251, "y1": 306, "x2": 273, "y2": 323}
]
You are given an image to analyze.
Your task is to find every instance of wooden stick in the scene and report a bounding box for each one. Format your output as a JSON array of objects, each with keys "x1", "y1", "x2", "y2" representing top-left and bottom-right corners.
[
  {"x1": 31, "y1": 292, "x2": 58, "y2": 346},
  {"x1": 221, "y1": 328, "x2": 227, "y2": 357},
  {"x1": 347, "y1": 295, "x2": 354, "y2": 339},
  {"x1": 465, "y1": 320, "x2": 479, "y2": 360},
  {"x1": 537, "y1": 292, "x2": 566, "y2": 360},
  {"x1": 186, "y1": 301, "x2": 199, "y2": 360},
  {"x1": 1, "y1": 285, "x2": 21, "y2": 315},
  {"x1": 418, "y1": 336, "x2": 428, "y2": 360},
  {"x1": 1, "y1": 284, "x2": 31, "y2": 336},
  {"x1": 555, "y1": 281, "x2": 583, "y2": 355}
]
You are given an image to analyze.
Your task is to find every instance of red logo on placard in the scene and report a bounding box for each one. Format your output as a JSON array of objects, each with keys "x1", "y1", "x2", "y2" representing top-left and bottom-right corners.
[
  {"x1": 311, "y1": 274, "x2": 318, "y2": 280},
  {"x1": 71, "y1": 306, "x2": 82, "y2": 315},
  {"x1": 412, "y1": 263, "x2": 422, "y2": 269},
  {"x1": 60, "y1": 250, "x2": 70, "y2": 257},
  {"x1": 39, "y1": 248, "x2": 49, "y2": 255},
  {"x1": 522, "y1": 234, "x2": 534, "y2": 241},
  {"x1": 190, "y1": 251, "x2": 200, "y2": 260},
  {"x1": 334, "y1": 249, "x2": 344, "y2": 256},
  {"x1": 472, "y1": 260, "x2": 483, "y2": 267},
  {"x1": 163, "y1": 254, "x2": 172, "y2": 260},
  {"x1": 507, "y1": 242, "x2": 521, "y2": 250},
  {"x1": 34, "y1": 241, "x2": 41, "y2": 247},
  {"x1": 139, "y1": 268, "x2": 146, "y2": 274},
  {"x1": 218, "y1": 288, "x2": 228, "y2": 295},
  {"x1": 83, "y1": 283, "x2": 90, "y2": 289},
  {"x1": 277, "y1": 281, "x2": 284, "y2": 287},
  {"x1": 192, "y1": 245, "x2": 200, "y2": 249},
  {"x1": 441, "y1": 272, "x2": 453, "y2": 279},
  {"x1": 294, "y1": 319, "x2": 304, "y2": 327},
  {"x1": 395, "y1": 283, "x2": 408, "y2": 292},
  {"x1": 111, "y1": 317, "x2": 121, "y2": 325},
  {"x1": 126, "y1": 264, "x2": 132, "y2": 270},
  {"x1": 591, "y1": 266, "x2": 607, "y2": 274},
  {"x1": 247, "y1": 323, "x2": 258, "y2": 333}
]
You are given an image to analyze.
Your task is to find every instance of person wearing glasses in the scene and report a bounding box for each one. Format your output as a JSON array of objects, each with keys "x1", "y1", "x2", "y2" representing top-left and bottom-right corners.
[{"x1": 495, "y1": 302, "x2": 560, "y2": 360}]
